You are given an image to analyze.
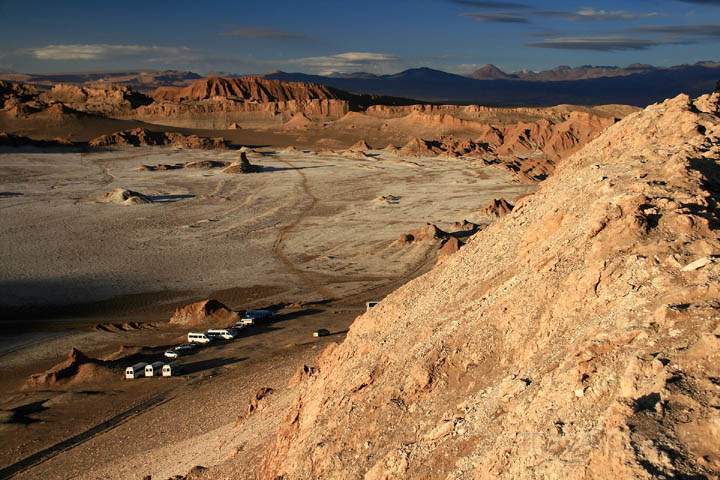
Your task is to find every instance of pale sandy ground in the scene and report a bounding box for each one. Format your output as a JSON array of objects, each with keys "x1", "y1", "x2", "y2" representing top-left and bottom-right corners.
[
  {"x1": 0, "y1": 146, "x2": 533, "y2": 479},
  {"x1": 0, "y1": 146, "x2": 531, "y2": 314}
]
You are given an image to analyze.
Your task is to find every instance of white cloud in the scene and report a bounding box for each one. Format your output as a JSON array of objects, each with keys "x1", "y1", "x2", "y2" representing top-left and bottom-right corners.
[
  {"x1": 30, "y1": 44, "x2": 194, "y2": 61},
  {"x1": 289, "y1": 51, "x2": 400, "y2": 74},
  {"x1": 571, "y1": 8, "x2": 658, "y2": 21},
  {"x1": 537, "y1": 8, "x2": 659, "y2": 22}
]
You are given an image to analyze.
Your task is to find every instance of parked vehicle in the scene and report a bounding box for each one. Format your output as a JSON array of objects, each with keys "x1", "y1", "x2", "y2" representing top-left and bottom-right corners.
[
  {"x1": 242, "y1": 309, "x2": 275, "y2": 323},
  {"x1": 313, "y1": 328, "x2": 331, "y2": 338},
  {"x1": 206, "y1": 329, "x2": 236, "y2": 340},
  {"x1": 162, "y1": 363, "x2": 179, "y2": 377},
  {"x1": 237, "y1": 317, "x2": 254, "y2": 326},
  {"x1": 164, "y1": 343, "x2": 198, "y2": 359},
  {"x1": 187, "y1": 332, "x2": 212, "y2": 344},
  {"x1": 125, "y1": 362, "x2": 147, "y2": 379},
  {"x1": 144, "y1": 361, "x2": 165, "y2": 377}
]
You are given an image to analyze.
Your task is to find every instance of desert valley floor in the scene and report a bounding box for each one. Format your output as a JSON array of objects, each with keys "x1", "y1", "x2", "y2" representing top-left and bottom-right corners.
[{"x1": 0, "y1": 146, "x2": 533, "y2": 479}]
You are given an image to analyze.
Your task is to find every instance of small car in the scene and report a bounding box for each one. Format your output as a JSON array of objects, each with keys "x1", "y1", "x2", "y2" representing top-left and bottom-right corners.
[
  {"x1": 313, "y1": 328, "x2": 331, "y2": 338},
  {"x1": 164, "y1": 343, "x2": 198, "y2": 359}
]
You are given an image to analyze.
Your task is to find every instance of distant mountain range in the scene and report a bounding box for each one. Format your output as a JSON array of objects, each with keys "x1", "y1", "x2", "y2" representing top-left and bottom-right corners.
[
  {"x1": 467, "y1": 63, "x2": 695, "y2": 81},
  {"x1": 0, "y1": 70, "x2": 202, "y2": 92},
  {"x1": 3, "y1": 62, "x2": 719, "y2": 107},
  {"x1": 264, "y1": 62, "x2": 720, "y2": 106}
]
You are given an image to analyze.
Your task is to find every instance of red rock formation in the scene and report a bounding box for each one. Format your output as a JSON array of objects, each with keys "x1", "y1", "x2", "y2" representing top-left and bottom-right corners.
[
  {"x1": 169, "y1": 299, "x2": 239, "y2": 327},
  {"x1": 26, "y1": 348, "x2": 112, "y2": 387},
  {"x1": 399, "y1": 137, "x2": 444, "y2": 156},
  {"x1": 481, "y1": 198, "x2": 514, "y2": 217},
  {"x1": 152, "y1": 76, "x2": 344, "y2": 103},
  {"x1": 348, "y1": 139, "x2": 372, "y2": 151},
  {"x1": 89, "y1": 128, "x2": 229, "y2": 149},
  {"x1": 282, "y1": 113, "x2": 313, "y2": 130},
  {"x1": 39, "y1": 83, "x2": 152, "y2": 116}
]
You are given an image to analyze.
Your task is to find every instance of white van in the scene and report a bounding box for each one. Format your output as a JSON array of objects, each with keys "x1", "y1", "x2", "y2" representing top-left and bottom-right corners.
[
  {"x1": 144, "y1": 361, "x2": 165, "y2": 377},
  {"x1": 207, "y1": 329, "x2": 236, "y2": 340},
  {"x1": 187, "y1": 332, "x2": 211, "y2": 344},
  {"x1": 162, "y1": 363, "x2": 179, "y2": 377},
  {"x1": 125, "y1": 362, "x2": 147, "y2": 379}
]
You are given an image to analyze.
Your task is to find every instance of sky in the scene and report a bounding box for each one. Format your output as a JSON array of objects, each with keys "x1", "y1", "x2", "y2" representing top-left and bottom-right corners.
[{"x1": 1, "y1": 0, "x2": 720, "y2": 75}]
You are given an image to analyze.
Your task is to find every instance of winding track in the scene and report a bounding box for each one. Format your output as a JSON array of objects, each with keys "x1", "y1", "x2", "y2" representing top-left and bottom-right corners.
[{"x1": 271, "y1": 158, "x2": 334, "y2": 299}]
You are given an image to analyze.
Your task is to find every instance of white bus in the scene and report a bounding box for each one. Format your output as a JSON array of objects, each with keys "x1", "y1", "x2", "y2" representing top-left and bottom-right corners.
[
  {"x1": 162, "y1": 363, "x2": 179, "y2": 377},
  {"x1": 144, "y1": 361, "x2": 165, "y2": 377},
  {"x1": 125, "y1": 362, "x2": 147, "y2": 379},
  {"x1": 187, "y1": 332, "x2": 211, "y2": 344}
]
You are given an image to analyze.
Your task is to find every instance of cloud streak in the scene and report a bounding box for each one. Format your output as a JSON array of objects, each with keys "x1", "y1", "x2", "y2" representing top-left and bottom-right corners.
[
  {"x1": 461, "y1": 12, "x2": 530, "y2": 23},
  {"x1": 460, "y1": 7, "x2": 659, "y2": 24},
  {"x1": 672, "y1": 0, "x2": 720, "y2": 4},
  {"x1": 539, "y1": 8, "x2": 659, "y2": 21},
  {"x1": 288, "y1": 52, "x2": 400, "y2": 74},
  {"x1": 635, "y1": 24, "x2": 720, "y2": 37},
  {"x1": 221, "y1": 27, "x2": 308, "y2": 40},
  {"x1": 29, "y1": 44, "x2": 194, "y2": 61},
  {"x1": 527, "y1": 36, "x2": 666, "y2": 51},
  {"x1": 447, "y1": 0, "x2": 530, "y2": 10}
]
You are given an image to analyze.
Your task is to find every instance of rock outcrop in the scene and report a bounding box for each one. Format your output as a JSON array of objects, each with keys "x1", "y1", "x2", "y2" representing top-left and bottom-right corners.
[
  {"x1": 89, "y1": 128, "x2": 229, "y2": 149},
  {"x1": 260, "y1": 91, "x2": 720, "y2": 479},
  {"x1": 0, "y1": 131, "x2": 73, "y2": 148},
  {"x1": 481, "y1": 198, "x2": 514, "y2": 218},
  {"x1": 399, "y1": 137, "x2": 443, "y2": 157},
  {"x1": 397, "y1": 223, "x2": 448, "y2": 244},
  {"x1": 282, "y1": 113, "x2": 313, "y2": 130},
  {"x1": 169, "y1": 299, "x2": 239, "y2": 327},
  {"x1": 223, "y1": 152, "x2": 261, "y2": 174},
  {"x1": 26, "y1": 348, "x2": 113, "y2": 387},
  {"x1": 348, "y1": 139, "x2": 372, "y2": 152},
  {"x1": 101, "y1": 188, "x2": 153, "y2": 205},
  {"x1": 39, "y1": 83, "x2": 152, "y2": 116}
]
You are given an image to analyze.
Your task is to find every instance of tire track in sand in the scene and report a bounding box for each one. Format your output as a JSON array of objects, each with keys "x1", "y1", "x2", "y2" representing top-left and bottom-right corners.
[
  {"x1": 272, "y1": 159, "x2": 334, "y2": 299},
  {"x1": 0, "y1": 393, "x2": 171, "y2": 479}
]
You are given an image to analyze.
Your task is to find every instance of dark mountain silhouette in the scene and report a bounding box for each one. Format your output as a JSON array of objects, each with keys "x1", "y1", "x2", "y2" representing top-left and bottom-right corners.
[{"x1": 265, "y1": 63, "x2": 720, "y2": 106}]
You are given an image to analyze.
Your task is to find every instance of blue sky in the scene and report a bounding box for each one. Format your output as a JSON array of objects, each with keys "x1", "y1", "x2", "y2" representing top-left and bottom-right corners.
[{"x1": 1, "y1": 0, "x2": 719, "y2": 74}]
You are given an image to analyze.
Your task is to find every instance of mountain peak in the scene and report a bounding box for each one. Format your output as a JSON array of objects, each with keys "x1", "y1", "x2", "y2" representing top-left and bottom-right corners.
[{"x1": 469, "y1": 64, "x2": 513, "y2": 80}]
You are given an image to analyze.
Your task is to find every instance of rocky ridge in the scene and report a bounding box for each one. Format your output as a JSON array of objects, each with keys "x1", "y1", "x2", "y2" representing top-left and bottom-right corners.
[
  {"x1": 89, "y1": 128, "x2": 229, "y2": 149},
  {"x1": 259, "y1": 91, "x2": 720, "y2": 479}
]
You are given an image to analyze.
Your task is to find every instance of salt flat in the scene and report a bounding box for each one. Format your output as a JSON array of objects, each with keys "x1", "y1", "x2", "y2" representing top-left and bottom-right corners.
[{"x1": 0, "y1": 146, "x2": 533, "y2": 323}]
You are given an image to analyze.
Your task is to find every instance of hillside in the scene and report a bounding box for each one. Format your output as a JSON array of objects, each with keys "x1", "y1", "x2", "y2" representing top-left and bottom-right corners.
[{"x1": 259, "y1": 91, "x2": 720, "y2": 478}]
